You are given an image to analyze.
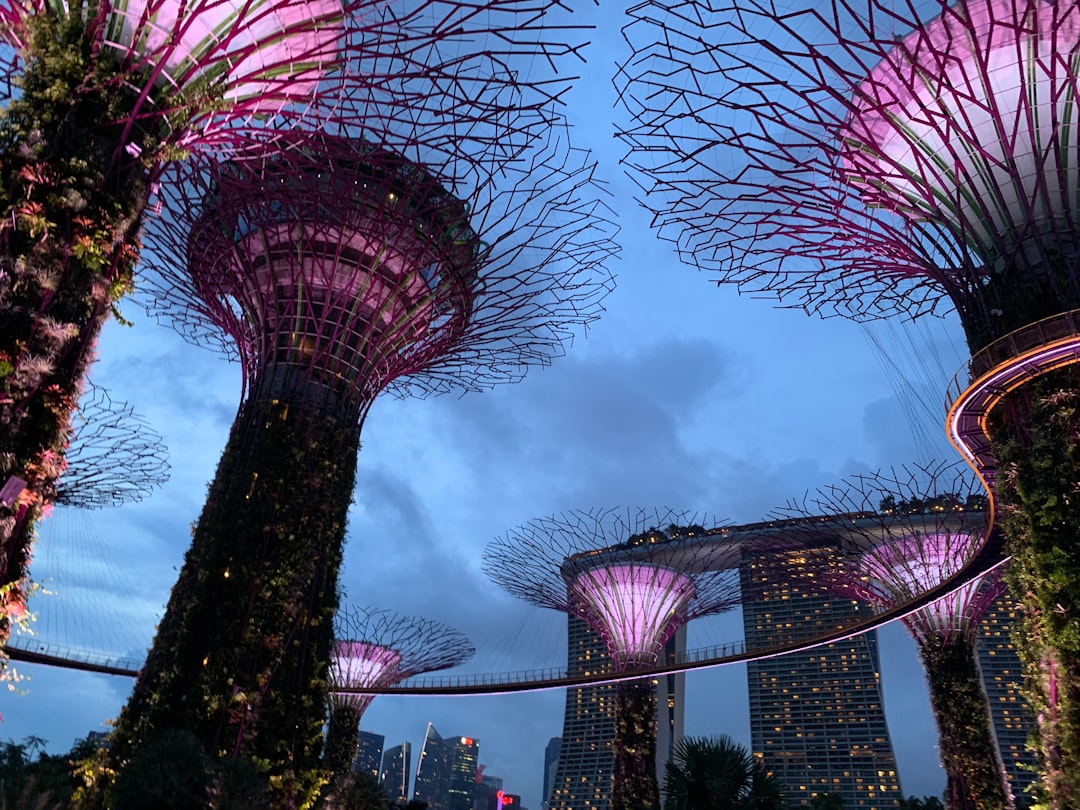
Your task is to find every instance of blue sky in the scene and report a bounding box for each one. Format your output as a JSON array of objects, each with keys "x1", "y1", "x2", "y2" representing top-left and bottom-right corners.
[{"x1": 1, "y1": 3, "x2": 978, "y2": 807}]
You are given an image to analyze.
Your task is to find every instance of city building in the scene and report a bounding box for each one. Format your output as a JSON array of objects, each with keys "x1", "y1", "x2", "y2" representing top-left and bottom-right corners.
[
  {"x1": 414, "y1": 723, "x2": 480, "y2": 810},
  {"x1": 976, "y1": 589, "x2": 1039, "y2": 807},
  {"x1": 547, "y1": 616, "x2": 685, "y2": 810},
  {"x1": 355, "y1": 730, "x2": 384, "y2": 781},
  {"x1": 475, "y1": 773, "x2": 504, "y2": 810},
  {"x1": 741, "y1": 546, "x2": 903, "y2": 808},
  {"x1": 381, "y1": 741, "x2": 412, "y2": 802},
  {"x1": 542, "y1": 737, "x2": 561, "y2": 808}
]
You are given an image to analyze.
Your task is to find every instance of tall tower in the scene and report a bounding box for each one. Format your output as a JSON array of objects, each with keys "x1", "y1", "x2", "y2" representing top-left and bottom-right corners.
[
  {"x1": 977, "y1": 591, "x2": 1039, "y2": 806},
  {"x1": 542, "y1": 737, "x2": 562, "y2": 809},
  {"x1": 616, "y1": 0, "x2": 1080, "y2": 797},
  {"x1": 381, "y1": 741, "x2": 413, "y2": 802},
  {"x1": 550, "y1": 619, "x2": 685, "y2": 810},
  {"x1": 485, "y1": 510, "x2": 739, "y2": 810},
  {"x1": 414, "y1": 724, "x2": 478, "y2": 810},
  {"x1": 741, "y1": 546, "x2": 902, "y2": 809},
  {"x1": 355, "y1": 731, "x2": 384, "y2": 781},
  {"x1": 114, "y1": 97, "x2": 613, "y2": 799}
]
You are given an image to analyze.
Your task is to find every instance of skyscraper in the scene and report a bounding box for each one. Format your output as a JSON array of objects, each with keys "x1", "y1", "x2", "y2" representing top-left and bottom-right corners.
[
  {"x1": 547, "y1": 616, "x2": 685, "y2": 810},
  {"x1": 542, "y1": 737, "x2": 561, "y2": 809},
  {"x1": 414, "y1": 724, "x2": 480, "y2": 810},
  {"x1": 741, "y1": 547, "x2": 903, "y2": 808},
  {"x1": 355, "y1": 730, "x2": 384, "y2": 782},
  {"x1": 976, "y1": 589, "x2": 1038, "y2": 806},
  {"x1": 381, "y1": 741, "x2": 412, "y2": 802}
]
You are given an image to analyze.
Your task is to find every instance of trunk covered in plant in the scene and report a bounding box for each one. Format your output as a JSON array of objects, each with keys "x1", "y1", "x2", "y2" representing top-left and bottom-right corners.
[
  {"x1": 992, "y1": 372, "x2": 1080, "y2": 810},
  {"x1": 612, "y1": 677, "x2": 659, "y2": 810},
  {"x1": 0, "y1": 9, "x2": 162, "y2": 651},
  {"x1": 112, "y1": 399, "x2": 359, "y2": 808},
  {"x1": 324, "y1": 703, "x2": 363, "y2": 779},
  {"x1": 920, "y1": 635, "x2": 1011, "y2": 810}
]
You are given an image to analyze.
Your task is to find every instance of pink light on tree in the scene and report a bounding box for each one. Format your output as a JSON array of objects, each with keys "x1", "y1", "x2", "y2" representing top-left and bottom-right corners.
[
  {"x1": 772, "y1": 463, "x2": 1010, "y2": 810},
  {"x1": 616, "y1": 0, "x2": 1080, "y2": 797},
  {"x1": 325, "y1": 607, "x2": 474, "y2": 784},
  {"x1": 0, "y1": 0, "x2": 591, "y2": 676},
  {"x1": 111, "y1": 120, "x2": 614, "y2": 804},
  {"x1": 484, "y1": 508, "x2": 740, "y2": 810}
]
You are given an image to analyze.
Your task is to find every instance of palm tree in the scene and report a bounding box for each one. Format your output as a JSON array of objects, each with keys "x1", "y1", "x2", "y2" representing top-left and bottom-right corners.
[{"x1": 663, "y1": 736, "x2": 785, "y2": 810}]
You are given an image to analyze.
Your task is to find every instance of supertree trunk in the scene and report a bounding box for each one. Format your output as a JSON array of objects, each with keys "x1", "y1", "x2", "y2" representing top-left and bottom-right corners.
[
  {"x1": 324, "y1": 704, "x2": 363, "y2": 779},
  {"x1": 113, "y1": 399, "x2": 360, "y2": 809},
  {"x1": 920, "y1": 636, "x2": 1011, "y2": 810},
  {"x1": 612, "y1": 677, "x2": 660, "y2": 810},
  {"x1": 992, "y1": 371, "x2": 1080, "y2": 809},
  {"x1": 0, "y1": 12, "x2": 160, "y2": 650}
]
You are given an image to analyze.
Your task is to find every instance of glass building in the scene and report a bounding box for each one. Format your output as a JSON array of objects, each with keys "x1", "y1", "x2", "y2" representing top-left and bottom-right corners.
[
  {"x1": 741, "y1": 546, "x2": 903, "y2": 808},
  {"x1": 976, "y1": 589, "x2": 1038, "y2": 807}
]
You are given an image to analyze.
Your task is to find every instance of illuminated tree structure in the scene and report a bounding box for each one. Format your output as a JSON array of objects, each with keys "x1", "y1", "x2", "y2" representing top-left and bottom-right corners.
[
  {"x1": 617, "y1": 0, "x2": 1080, "y2": 798},
  {"x1": 325, "y1": 607, "x2": 474, "y2": 779},
  {"x1": 774, "y1": 464, "x2": 1007, "y2": 810},
  {"x1": 0, "y1": 0, "x2": 585, "y2": 664},
  {"x1": 483, "y1": 509, "x2": 741, "y2": 810},
  {"x1": 112, "y1": 128, "x2": 613, "y2": 804}
]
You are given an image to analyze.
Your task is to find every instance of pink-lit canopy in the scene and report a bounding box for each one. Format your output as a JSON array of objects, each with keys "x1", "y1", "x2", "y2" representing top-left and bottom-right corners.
[
  {"x1": 330, "y1": 641, "x2": 402, "y2": 689},
  {"x1": 568, "y1": 563, "x2": 696, "y2": 668},
  {"x1": 1, "y1": 0, "x2": 345, "y2": 130},
  {"x1": 847, "y1": 532, "x2": 1005, "y2": 643},
  {"x1": 839, "y1": 0, "x2": 1080, "y2": 258},
  {"x1": 184, "y1": 135, "x2": 481, "y2": 417}
]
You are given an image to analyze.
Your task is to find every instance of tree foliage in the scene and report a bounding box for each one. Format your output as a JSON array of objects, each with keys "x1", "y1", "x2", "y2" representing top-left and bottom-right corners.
[{"x1": 662, "y1": 735, "x2": 784, "y2": 810}]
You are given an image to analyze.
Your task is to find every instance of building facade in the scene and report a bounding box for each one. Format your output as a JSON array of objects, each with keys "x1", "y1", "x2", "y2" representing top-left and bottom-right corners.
[
  {"x1": 542, "y1": 737, "x2": 561, "y2": 809},
  {"x1": 976, "y1": 589, "x2": 1038, "y2": 807},
  {"x1": 414, "y1": 723, "x2": 480, "y2": 810},
  {"x1": 355, "y1": 730, "x2": 384, "y2": 781},
  {"x1": 381, "y1": 741, "x2": 413, "y2": 802},
  {"x1": 741, "y1": 547, "x2": 903, "y2": 808},
  {"x1": 548, "y1": 615, "x2": 685, "y2": 810}
]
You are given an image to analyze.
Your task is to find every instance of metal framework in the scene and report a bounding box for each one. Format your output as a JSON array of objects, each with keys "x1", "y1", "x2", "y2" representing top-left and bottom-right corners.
[
  {"x1": 0, "y1": 0, "x2": 596, "y2": 673},
  {"x1": 770, "y1": 463, "x2": 1011, "y2": 810},
  {"x1": 57, "y1": 383, "x2": 170, "y2": 510},
  {"x1": 329, "y1": 606, "x2": 475, "y2": 715},
  {"x1": 141, "y1": 126, "x2": 615, "y2": 421},
  {"x1": 484, "y1": 508, "x2": 740, "y2": 670},
  {"x1": 617, "y1": 0, "x2": 1080, "y2": 351}
]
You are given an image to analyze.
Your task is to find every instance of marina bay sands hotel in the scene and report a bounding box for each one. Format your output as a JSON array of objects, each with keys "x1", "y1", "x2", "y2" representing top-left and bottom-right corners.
[{"x1": 545, "y1": 512, "x2": 1033, "y2": 810}]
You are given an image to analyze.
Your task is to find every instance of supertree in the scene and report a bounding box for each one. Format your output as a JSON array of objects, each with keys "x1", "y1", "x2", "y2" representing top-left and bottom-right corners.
[
  {"x1": 483, "y1": 508, "x2": 741, "y2": 810},
  {"x1": 109, "y1": 120, "x2": 614, "y2": 804},
  {"x1": 771, "y1": 463, "x2": 1009, "y2": 810},
  {"x1": 616, "y1": 0, "x2": 1080, "y2": 798},
  {"x1": 0, "y1": 0, "x2": 588, "y2": 668},
  {"x1": 324, "y1": 607, "x2": 474, "y2": 780}
]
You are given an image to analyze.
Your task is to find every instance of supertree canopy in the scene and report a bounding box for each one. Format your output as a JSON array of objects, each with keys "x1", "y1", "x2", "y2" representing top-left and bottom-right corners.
[
  {"x1": 324, "y1": 607, "x2": 474, "y2": 780},
  {"x1": 56, "y1": 383, "x2": 170, "y2": 510},
  {"x1": 774, "y1": 463, "x2": 1008, "y2": 810},
  {"x1": 484, "y1": 509, "x2": 740, "y2": 810},
  {"x1": 110, "y1": 120, "x2": 613, "y2": 805},
  {"x1": 0, "y1": 0, "x2": 591, "y2": 680},
  {"x1": 616, "y1": 0, "x2": 1080, "y2": 800}
]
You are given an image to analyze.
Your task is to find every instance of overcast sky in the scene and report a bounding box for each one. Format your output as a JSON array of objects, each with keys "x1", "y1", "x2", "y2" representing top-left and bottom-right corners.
[{"x1": 1, "y1": 4, "x2": 978, "y2": 807}]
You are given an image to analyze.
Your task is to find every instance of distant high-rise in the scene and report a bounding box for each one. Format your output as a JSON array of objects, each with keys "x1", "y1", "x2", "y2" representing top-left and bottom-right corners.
[
  {"x1": 414, "y1": 724, "x2": 480, "y2": 810},
  {"x1": 382, "y1": 741, "x2": 412, "y2": 802},
  {"x1": 741, "y1": 547, "x2": 903, "y2": 809},
  {"x1": 976, "y1": 589, "x2": 1038, "y2": 806},
  {"x1": 542, "y1": 737, "x2": 561, "y2": 808},
  {"x1": 355, "y1": 730, "x2": 385, "y2": 781},
  {"x1": 475, "y1": 773, "x2": 504, "y2": 810},
  {"x1": 547, "y1": 616, "x2": 685, "y2": 810}
]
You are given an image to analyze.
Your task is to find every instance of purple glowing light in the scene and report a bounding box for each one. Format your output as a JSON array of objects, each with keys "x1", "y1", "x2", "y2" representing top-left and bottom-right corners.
[
  {"x1": 569, "y1": 563, "x2": 696, "y2": 668},
  {"x1": 853, "y1": 533, "x2": 1004, "y2": 639},
  {"x1": 1, "y1": 0, "x2": 345, "y2": 134},
  {"x1": 839, "y1": 0, "x2": 1080, "y2": 255},
  {"x1": 330, "y1": 640, "x2": 403, "y2": 689}
]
